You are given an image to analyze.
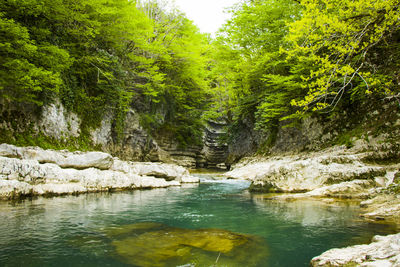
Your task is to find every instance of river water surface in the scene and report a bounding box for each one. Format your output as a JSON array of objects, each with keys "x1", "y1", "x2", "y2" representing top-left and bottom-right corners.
[{"x1": 0, "y1": 173, "x2": 397, "y2": 266}]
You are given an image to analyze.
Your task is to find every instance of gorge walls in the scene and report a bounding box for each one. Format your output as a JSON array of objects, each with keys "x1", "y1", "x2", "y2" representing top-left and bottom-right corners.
[{"x1": 0, "y1": 101, "x2": 231, "y2": 169}]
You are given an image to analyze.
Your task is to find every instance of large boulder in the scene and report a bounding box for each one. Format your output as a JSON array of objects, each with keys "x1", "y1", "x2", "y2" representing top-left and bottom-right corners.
[
  {"x1": 112, "y1": 161, "x2": 199, "y2": 183},
  {"x1": 311, "y1": 233, "x2": 400, "y2": 266},
  {"x1": 0, "y1": 144, "x2": 113, "y2": 170},
  {"x1": 129, "y1": 162, "x2": 189, "y2": 180},
  {"x1": 58, "y1": 152, "x2": 113, "y2": 170},
  {"x1": 225, "y1": 150, "x2": 385, "y2": 193}
]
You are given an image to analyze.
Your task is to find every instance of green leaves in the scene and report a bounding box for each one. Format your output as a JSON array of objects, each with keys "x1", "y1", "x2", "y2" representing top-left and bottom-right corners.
[
  {"x1": 209, "y1": 0, "x2": 303, "y2": 130},
  {"x1": 0, "y1": 13, "x2": 67, "y2": 105},
  {"x1": 288, "y1": 0, "x2": 400, "y2": 111},
  {"x1": 209, "y1": 0, "x2": 400, "y2": 139},
  {"x1": 0, "y1": 0, "x2": 211, "y2": 147}
]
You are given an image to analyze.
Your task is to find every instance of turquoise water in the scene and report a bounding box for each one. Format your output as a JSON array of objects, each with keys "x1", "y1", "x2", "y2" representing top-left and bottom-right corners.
[{"x1": 0, "y1": 174, "x2": 397, "y2": 267}]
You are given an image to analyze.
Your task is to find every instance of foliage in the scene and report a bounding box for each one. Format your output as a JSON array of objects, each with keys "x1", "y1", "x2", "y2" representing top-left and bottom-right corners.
[
  {"x1": 2, "y1": 0, "x2": 400, "y2": 152},
  {"x1": 0, "y1": 0, "x2": 211, "y2": 147},
  {"x1": 0, "y1": 12, "x2": 70, "y2": 105},
  {"x1": 209, "y1": 0, "x2": 303, "y2": 132},
  {"x1": 287, "y1": 0, "x2": 400, "y2": 112},
  {"x1": 211, "y1": 0, "x2": 400, "y2": 146}
]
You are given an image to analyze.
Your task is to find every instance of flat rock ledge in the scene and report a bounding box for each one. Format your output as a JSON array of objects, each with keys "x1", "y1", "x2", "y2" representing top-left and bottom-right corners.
[
  {"x1": 360, "y1": 195, "x2": 400, "y2": 224},
  {"x1": 311, "y1": 233, "x2": 400, "y2": 267},
  {"x1": 0, "y1": 144, "x2": 199, "y2": 200},
  {"x1": 225, "y1": 147, "x2": 387, "y2": 193}
]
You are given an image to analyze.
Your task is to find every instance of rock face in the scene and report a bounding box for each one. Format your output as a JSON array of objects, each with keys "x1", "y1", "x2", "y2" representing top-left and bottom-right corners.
[
  {"x1": 360, "y1": 195, "x2": 400, "y2": 224},
  {"x1": 156, "y1": 134, "x2": 203, "y2": 169},
  {"x1": 39, "y1": 100, "x2": 81, "y2": 139},
  {"x1": 1, "y1": 100, "x2": 206, "y2": 167},
  {"x1": 203, "y1": 120, "x2": 229, "y2": 169},
  {"x1": 0, "y1": 144, "x2": 199, "y2": 200},
  {"x1": 154, "y1": 120, "x2": 229, "y2": 169},
  {"x1": 311, "y1": 233, "x2": 400, "y2": 267},
  {"x1": 225, "y1": 147, "x2": 386, "y2": 193},
  {"x1": 92, "y1": 109, "x2": 163, "y2": 162}
]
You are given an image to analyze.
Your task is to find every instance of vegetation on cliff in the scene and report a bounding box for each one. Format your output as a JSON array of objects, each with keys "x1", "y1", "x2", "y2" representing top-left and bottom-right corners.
[
  {"x1": 0, "y1": 0, "x2": 210, "y2": 148},
  {"x1": 209, "y1": 0, "x2": 400, "y2": 139},
  {"x1": 1, "y1": 0, "x2": 399, "y2": 152}
]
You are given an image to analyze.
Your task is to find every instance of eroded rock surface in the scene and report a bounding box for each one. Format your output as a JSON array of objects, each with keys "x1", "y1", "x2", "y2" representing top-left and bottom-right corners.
[
  {"x1": 360, "y1": 195, "x2": 400, "y2": 224},
  {"x1": 0, "y1": 144, "x2": 198, "y2": 199},
  {"x1": 226, "y1": 146, "x2": 400, "y2": 267},
  {"x1": 311, "y1": 233, "x2": 400, "y2": 267},
  {"x1": 225, "y1": 147, "x2": 386, "y2": 194}
]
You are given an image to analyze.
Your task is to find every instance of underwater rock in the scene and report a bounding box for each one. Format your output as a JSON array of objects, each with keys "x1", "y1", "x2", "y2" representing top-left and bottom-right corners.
[{"x1": 103, "y1": 222, "x2": 268, "y2": 267}]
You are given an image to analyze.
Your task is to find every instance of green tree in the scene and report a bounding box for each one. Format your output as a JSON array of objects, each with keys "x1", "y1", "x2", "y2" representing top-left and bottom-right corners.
[
  {"x1": 211, "y1": 0, "x2": 303, "y2": 131},
  {"x1": 288, "y1": 0, "x2": 400, "y2": 111},
  {"x1": 0, "y1": 11, "x2": 70, "y2": 105}
]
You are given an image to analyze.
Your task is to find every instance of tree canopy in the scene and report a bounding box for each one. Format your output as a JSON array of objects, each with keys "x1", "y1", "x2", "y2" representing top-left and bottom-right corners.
[
  {"x1": 1, "y1": 0, "x2": 399, "y2": 149},
  {"x1": 0, "y1": 0, "x2": 211, "y2": 146},
  {"x1": 208, "y1": 0, "x2": 400, "y2": 134}
]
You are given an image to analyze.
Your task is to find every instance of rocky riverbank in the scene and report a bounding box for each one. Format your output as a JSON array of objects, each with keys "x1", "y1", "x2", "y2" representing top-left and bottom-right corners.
[
  {"x1": 311, "y1": 233, "x2": 400, "y2": 266},
  {"x1": 0, "y1": 144, "x2": 199, "y2": 200},
  {"x1": 225, "y1": 146, "x2": 391, "y2": 194},
  {"x1": 224, "y1": 144, "x2": 400, "y2": 218},
  {"x1": 225, "y1": 144, "x2": 400, "y2": 266}
]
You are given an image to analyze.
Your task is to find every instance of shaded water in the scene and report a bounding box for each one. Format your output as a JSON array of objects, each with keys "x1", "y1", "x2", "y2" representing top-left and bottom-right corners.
[{"x1": 0, "y1": 173, "x2": 397, "y2": 266}]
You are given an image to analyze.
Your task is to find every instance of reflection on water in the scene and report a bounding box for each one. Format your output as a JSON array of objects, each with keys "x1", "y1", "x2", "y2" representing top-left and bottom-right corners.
[{"x1": 0, "y1": 176, "x2": 397, "y2": 267}]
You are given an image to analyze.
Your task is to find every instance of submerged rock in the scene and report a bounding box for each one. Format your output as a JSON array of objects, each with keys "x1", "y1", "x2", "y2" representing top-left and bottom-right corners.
[
  {"x1": 103, "y1": 223, "x2": 268, "y2": 267},
  {"x1": 311, "y1": 233, "x2": 400, "y2": 267}
]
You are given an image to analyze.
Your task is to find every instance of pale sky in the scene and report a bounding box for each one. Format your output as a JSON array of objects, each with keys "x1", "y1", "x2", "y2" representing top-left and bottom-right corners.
[{"x1": 173, "y1": 0, "x2": 241, "y2": 36}]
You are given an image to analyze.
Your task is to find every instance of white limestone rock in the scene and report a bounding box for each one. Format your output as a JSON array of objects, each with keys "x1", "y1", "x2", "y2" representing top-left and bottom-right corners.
[
  {"x1": 58, "y1": 152, "x2": 113, "y2": 170},
  {"x1": 0, "y1": 156, "x2": 46, "y2": 182},
  {"x1": 0, "y1": 180, "x2": 32, "y2": 199},
  {"x1": 139, "y1": 176, "x2": 181, "y2": 188},
  {"x1": 360, "y1": 195, "x2": 400, "y2": 223},
  {"x1": 225, "y1": 151, "x2": 385, "y2": 192},
  {"x1": 0, "y1": 143, "x2": 19, "y2": 158},
  {"x1": 311, "y1": 233, "x2": 400, "y2": 267},
  {"x1": 0, "y1": 144, "x2": 113, "y2": 170},
  {"x1": 20, "y1": 147, "x2": 65, "y2": 164},
  {"x1": 39, "y1": 100, "x2": 81, "y2": 139},
  {"x1": 0, "y1": 144, "x2": 196, "y2": 199},
  {"x1": 128, "y1": 162, "x2": 192, "y2": 181},
  {"x1": 33, "y1": 183, "x2": 87, "y2": 195},
  {"x1": 305, "y1": 180, "x2": 375, "y2": 199}
]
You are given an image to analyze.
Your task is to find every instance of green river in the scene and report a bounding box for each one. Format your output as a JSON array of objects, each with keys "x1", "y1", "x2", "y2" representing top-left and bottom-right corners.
[{"x1": 0, "y1": 173, "x2": 397, "y2": 266}]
